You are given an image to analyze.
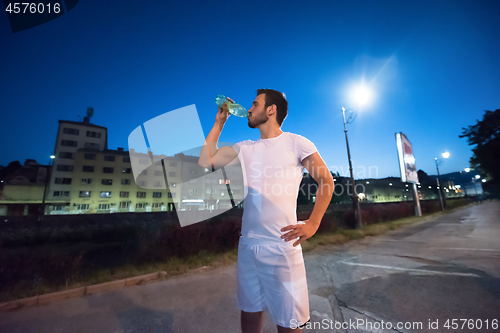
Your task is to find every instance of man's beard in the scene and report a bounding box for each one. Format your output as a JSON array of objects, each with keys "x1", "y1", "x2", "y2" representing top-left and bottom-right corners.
[{"x1": 248, "y1": 112, "x2": 268, "y2": 128}]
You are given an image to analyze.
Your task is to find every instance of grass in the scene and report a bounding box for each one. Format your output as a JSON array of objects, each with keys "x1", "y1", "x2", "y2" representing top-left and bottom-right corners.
[{"x1": 0, "y1": 206, "x2": 466, "y2": 304}]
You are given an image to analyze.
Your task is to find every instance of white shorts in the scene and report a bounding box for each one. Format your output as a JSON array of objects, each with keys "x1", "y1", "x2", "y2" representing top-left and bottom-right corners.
[{"x1": 236, "y1": 237, "x2": 310, "y2": 328}]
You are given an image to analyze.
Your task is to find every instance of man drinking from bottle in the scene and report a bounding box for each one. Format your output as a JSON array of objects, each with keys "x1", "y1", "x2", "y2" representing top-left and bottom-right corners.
[{"x1": 199, "y1": 89, "x2": 334, "y2": 333}]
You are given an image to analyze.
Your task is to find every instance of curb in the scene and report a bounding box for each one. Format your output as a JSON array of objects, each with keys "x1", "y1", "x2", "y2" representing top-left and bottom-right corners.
[{"x1": 0, "y1": 271, "x2": 167, "y2": 312}]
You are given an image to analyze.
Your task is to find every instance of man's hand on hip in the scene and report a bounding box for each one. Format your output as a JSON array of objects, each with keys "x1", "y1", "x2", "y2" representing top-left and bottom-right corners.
[{"x1": 281, "y1": 220, "x2": 320, "y2": 247}]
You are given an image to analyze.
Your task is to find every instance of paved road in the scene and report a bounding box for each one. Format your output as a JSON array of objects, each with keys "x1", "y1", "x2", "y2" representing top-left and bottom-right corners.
[{"x1": 0, "y1": 202, "x2": 498, "y2": 333}]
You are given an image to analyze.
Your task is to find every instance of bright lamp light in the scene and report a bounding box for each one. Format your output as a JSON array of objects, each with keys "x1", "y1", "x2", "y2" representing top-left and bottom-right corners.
[
  {"x1": 350, "y1": 85, "x2": 373, "y2": 106},
  {"x1": 442, "y1": 152, "x2": 450, "y2": 159},
  {"x1": 464, "y1": 168, "x2": 470, "y2": 172}
]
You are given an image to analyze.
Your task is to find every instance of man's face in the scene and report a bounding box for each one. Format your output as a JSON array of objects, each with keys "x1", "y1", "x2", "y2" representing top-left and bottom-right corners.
[{"x1": 247, "y1": 94, "x2": 269, "y2": 129}]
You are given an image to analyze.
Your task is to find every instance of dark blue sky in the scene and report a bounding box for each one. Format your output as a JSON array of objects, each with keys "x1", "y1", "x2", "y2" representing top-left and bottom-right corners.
[{"x1": 1, "y1": 0, "x2": 498, "y2": 179}]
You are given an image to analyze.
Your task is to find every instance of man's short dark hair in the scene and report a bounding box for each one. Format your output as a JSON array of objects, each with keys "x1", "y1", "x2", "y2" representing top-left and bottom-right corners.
[{"x1": 257, "y1": 89, "x2": 288, "y2": 126}]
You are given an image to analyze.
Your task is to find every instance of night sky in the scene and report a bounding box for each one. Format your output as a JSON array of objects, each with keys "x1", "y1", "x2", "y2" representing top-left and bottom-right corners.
[{"x1": 1, "y1": 0, "x2": 499, "y2": 179}]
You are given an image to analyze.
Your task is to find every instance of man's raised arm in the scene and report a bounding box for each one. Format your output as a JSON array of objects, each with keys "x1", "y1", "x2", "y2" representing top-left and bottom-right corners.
[{"x1": 198, "y1": 100, "x2": 238, "y2": 170}]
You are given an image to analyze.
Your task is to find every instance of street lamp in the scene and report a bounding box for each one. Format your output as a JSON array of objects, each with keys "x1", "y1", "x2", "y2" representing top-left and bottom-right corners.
[
  {"x1": 459, "y1": 170, "x2": 468, "y2": 197},
  {"x1": 39, "y1": 154, "x2": 55, "y2": 221},
  {"x1": 434, "y1": 151, "x2": 449, "y2": 211},
  {"x1": 341, "y1": 84, "x2": 372, "y2": 229}
]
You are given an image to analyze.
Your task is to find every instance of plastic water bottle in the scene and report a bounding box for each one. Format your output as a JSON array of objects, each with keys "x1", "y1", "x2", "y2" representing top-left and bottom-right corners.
[{"x1": 215, "y1": 95, "x2": 248, "y2": 118}]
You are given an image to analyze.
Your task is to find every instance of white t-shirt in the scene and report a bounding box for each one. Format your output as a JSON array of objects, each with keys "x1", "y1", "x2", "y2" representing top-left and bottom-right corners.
[{"x1": 233, "y1": 132, "x2": 318, "y2": 243}]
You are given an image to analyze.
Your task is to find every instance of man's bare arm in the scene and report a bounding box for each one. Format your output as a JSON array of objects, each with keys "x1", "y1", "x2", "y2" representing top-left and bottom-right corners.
[
  {"x1": 198, "y1": 101, "x2": 238, "y2": 170},
  {"x1": 281, "y1": 152, "x2": 334, "y2": 246}
]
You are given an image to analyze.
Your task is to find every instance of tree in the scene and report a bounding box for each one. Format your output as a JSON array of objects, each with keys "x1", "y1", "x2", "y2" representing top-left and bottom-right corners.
[{"x1": 459, "y1": 109, "x2": 500, "y2": 197}]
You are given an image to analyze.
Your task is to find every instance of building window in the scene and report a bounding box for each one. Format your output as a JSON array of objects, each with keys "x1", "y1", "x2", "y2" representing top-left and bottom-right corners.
[
  {"x1": 57, "y1": 164, "x2": 74, "y2": 172},
  {"x1": 188, "y1": 189, "x2": 196, "y2": 195},
  {"x1": 53, "y1": 205, "x2": 65, "y2": 211},
  {"x1": 53, "y1": 191, "x2": 60, "y2": 196},
  {"x1": 55, "y1": 178, "x2": 72, "y2": 184},
  {"x1": 121, "y1": 179, "x2": 131, "y2": 185},
  {"x1": 102, "y1": 179, "x2": 113, "y2": 185},
  {"x1": 219, "y1": 179, "x2": 230, "y2": 184},
  {"x1": 123, "y1": 156, "x2": 130, "y2": 162},
  {"x1": 63, "y1": 128, "x2": 79, "y2": 135},
  {"x1": 153, "y1": 192, "x2": 162, "y2": 198},
  {"x1": 139, "y1": 159, "x2": 149, "y2": 164},
  {"x1": 154, "y1": 170, "x2": 163, "y2": 176},
  {"x1": 138, "y1": 180, "x2": 147, "y2": 187},
  {"x1": 120, "y1": 191, "x2": 129, "y2": 198},
  {"x1": 61, "y1": 140, "x2": 77, "y2": 147},
  {"x1": 100, "y1": 191, "x2": 111, "y2": 198},
  {"x1": 77, "y1": 204, "x2": 89, "y2": 210},
  {"x1": 152, "y1": 203, "x2": 161, "y2": 208},
  {"x1": 168, "y1": 192, "x2": 176, "y2": 198},
  {"x1": 59, "y1": 152, "x2": 75, "y2": 159},
  {"x1": 169, "y1": 161, "x2": 178, "y2": 167},
  {"x1": 103, "y1": 167, "x2": 114, "y2": 173},
  {"x1": 79, "y1": 191, "x2": 91, "y2": 198},
  {"x1": 104, "y1": 155, "x2": 115, "y2": 162},
  {"x1": 81, "y1": 178, "x2": 92, "y2": 184},
  {"x1": 168, "y1": 171, "x2": 177, "y2": 177},
  {"x1": 61, "y1": 191, "x2": 70, "y2": 197},
  {"x1": 119, "y1": 202, "x2": 129, "y2": 209},
  {"x1": 136, "y1": 203, "x2": 146, "y2": 209},
  {"x1": 141, "y1": 170, "x2": 148, "y2": 175},
  {"x1": 122, "y1": 168, "x2": 131, "y2": 174},
  {"x1": 98, "y1": 203, "x2": 110, "y2": 210},
  {"x1": 82, "y1": 166, "x2": 94, "y2": 172},
  {"x1": 84, "y1": 153, "x2": 96, "y2": 160},
  {"x1": 84, "y1": 142, "x2": 99, "y2": 150},
  {"x1": 154, "y1": 181, "x2": 163, "y2": 187},
  {"x1": 137, "y1": 192, "x2": 146, "y2": 198},
  {"x1": 86, "y1": 131, "x2": 101, "y2": 138},
  {"x1": 169, "y1": 182, "x2": 176, "y2": 187}
]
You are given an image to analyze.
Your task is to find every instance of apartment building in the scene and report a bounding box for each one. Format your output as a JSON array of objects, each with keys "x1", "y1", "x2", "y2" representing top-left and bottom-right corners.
[{"x1": 48, "y1": 118, "x2": 108, "y2": 213}]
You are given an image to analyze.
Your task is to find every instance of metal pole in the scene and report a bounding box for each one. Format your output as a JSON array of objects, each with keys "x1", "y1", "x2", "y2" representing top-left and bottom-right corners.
[
  {"x1": 342, "y1": 107, "x2": 362, "y2": 229},
  {"x1": 39, "y1": 157, "x2": 52, "y2": 221},
  {"x1": 460, "y1": 171, "x2": 468, "y2": 197},
  {"x1": 412, "y1": 183, "x2": 422, "y2": 216},
  {"x1": 434, "y1": 158, "x2": 445, "y2": 211}
]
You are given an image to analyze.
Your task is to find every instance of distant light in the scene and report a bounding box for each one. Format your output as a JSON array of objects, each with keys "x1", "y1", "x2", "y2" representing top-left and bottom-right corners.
[
  {"x1": 475, "y1": 175, "x2": 480, "y2": 179},
  {"x1": 358, "y1": 193, "x2": 366, "y2": 200},
  {"x1": 442, "y1": 152, "x2": 450, "y2": 159},
  {"x1": 482, "y1": 179, "x2": 486, "y2": 183},
  {"x1": 428, "y1": 186, "x2": 432, "y2": 189},
  {"x1": 50, "y1": 155, "x2": 55, "y2": 159},
  {"x1": 405, "y1": 184, "x2": 408, "y2": 187},
  {"x1": 418, "y1": 185, "x2": 421, "y2": 188},
  {"x1": 464, "y1": 168, "x2": 470, "y2": 172},
  {"x1": 366, "y1": 181, "x2": 369, "y2": 184},
  {"x1": 389, "y1": 183, "x2": 392, "y2": 186},
  {"x1": 456, "y1": 185, "x2": 461, "y2": 189}
]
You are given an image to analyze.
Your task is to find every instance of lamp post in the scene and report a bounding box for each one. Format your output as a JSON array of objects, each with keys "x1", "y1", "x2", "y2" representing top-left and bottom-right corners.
[
  {"x1": 340, "y1": 84, "x2": 373, "y2": 229},
  {"x1": 39, "y1": 154, "x2": 55, "y2": 221},
  {"x1": 434, "y1": 151, "x2": 449, "y2": 211},
  {"x1": 342, "y1": 107, "x2": 362, "y2": 229},
  {"x1": 459, "y1": 170, "x2": 468, "y2": 198}
]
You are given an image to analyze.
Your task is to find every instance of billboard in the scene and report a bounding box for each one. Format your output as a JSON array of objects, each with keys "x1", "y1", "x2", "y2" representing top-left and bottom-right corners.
[{"x1": 395, "y1": 132, "x2": 419, "y2": 184}]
